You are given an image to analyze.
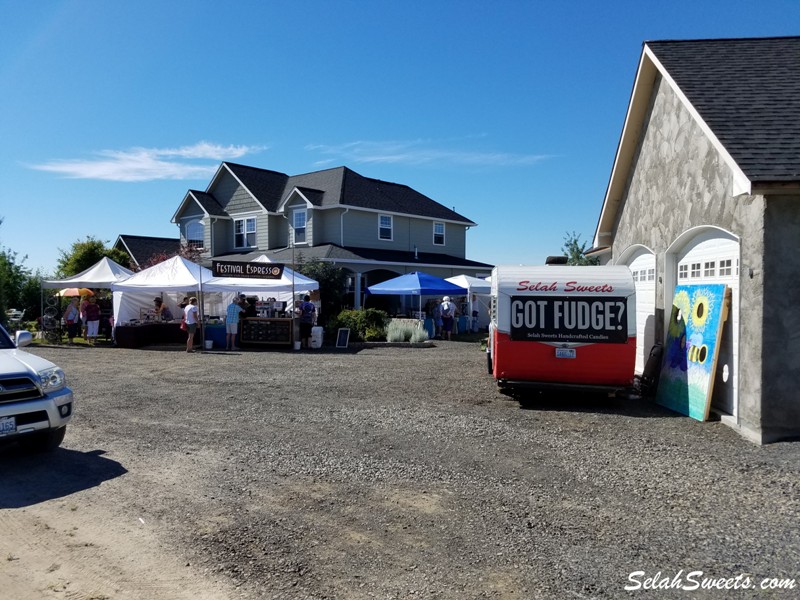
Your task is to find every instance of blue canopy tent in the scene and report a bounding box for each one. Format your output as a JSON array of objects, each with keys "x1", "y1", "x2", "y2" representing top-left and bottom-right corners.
[{"x1": 366, "y1": 271, "x2": 467, "y2": 319}]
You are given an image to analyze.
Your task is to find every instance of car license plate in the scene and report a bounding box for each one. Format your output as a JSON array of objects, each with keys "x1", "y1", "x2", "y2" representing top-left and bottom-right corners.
[
  {"x1": 555, "y1": 348, "x2": 576, "y2": 359},
  {"x1": 0, "y1": 416, "x2": 16, "y2": 436}
]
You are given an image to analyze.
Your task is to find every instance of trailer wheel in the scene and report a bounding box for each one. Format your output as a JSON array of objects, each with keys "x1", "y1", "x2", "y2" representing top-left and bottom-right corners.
[{"x1": 486, "y1": 350, "x2": 493, "y2": 375}]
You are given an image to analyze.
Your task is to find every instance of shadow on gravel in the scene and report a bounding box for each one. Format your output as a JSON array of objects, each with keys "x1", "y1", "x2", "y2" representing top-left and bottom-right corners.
[
  {"x1": 511, "y1": 389, "x2": 683, "y2": 419},
  {"x1": 0, "y1": 448, "x2": 127, "y2": 508}
]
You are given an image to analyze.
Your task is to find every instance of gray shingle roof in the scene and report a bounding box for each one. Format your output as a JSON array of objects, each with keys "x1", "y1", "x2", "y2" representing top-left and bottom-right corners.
[
  {"x1": 646, "y1": 36, "x2": 800, "y2": 183},
  {"x1": 224, "y1": 163, "x2": 475, "y2": 224},
  {"x1": 189, "y1": 190, "x2": 227, "y2": 217},
  {"x1": 115, "y1": 235, "x2": 181, "y2": 267}
]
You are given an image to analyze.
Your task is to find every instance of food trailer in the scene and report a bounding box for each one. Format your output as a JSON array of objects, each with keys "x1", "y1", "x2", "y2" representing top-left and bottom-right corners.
[{"x1": 487, "y1": 265, "x2": 637, "y2": 393}]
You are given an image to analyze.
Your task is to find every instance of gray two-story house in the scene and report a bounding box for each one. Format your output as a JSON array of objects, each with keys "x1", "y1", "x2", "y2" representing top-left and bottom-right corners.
[{"x1": 171, "y1": 162, "x2": 492, "y2": 307}]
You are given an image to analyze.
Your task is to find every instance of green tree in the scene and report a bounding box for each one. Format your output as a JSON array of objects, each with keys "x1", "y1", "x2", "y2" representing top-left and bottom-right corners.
[
  {"x1": 56, "y1": 236, "x2": 132, "y2": 277},
  {"x1": 297, "y1": 259, "x2": 347, "y2": 326},
  {"x1": 19, "y1": 270, "x2": 45, "y2": 322},
  {"x1": 0, "y1": 218, "x2": 32, "y2": 327},
  {"x1": 561, "y1": 231, "x2": 599, "y2": 266}
]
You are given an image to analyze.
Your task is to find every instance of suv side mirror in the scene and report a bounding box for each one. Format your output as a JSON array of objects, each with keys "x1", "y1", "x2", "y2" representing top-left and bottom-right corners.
[{"x1": 15, "y1": 330, "x2": 33, "y2": 348}]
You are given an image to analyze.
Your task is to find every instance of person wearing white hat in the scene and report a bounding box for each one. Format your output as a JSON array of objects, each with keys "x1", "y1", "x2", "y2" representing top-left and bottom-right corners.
[{"x1": 440, "y1": 296, "x2": 456, "y2": 340}]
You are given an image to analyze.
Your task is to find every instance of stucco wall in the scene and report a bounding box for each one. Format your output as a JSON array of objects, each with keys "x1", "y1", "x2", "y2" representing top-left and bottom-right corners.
[{"x1": 611, "y1": 75, "x2": 773, "y2": 441}]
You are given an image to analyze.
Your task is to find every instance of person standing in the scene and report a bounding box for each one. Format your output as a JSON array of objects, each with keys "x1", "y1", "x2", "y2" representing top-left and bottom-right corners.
[
  {"x1": 298, "y1": 295, "x2": 316, "y2": 349},
  {"x1": 431, "y1": 299, "x2": 443, "y2": 340},
  {"x1": 63, "y1": 297, "x2": 80, "y2": 345},
  {"x1": 84, "y1": 296, "x2": 102, "y2": 346},
  {"x1": 79, "y1": 294, "x2": 90, "y2": 339},
  {"x1": 225, "y1": 296, "x2": 244, "y2": 351},
  {"x1": 440, "y1": 296, "x2": 456, "y2": 341},
  {"x1": 184, "y1": 297, "x2": 199, "y2": 353}
]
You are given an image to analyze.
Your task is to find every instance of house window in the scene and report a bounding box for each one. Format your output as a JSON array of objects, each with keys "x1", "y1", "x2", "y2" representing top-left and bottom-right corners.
[
  {"x1": 433, "y1": 222, "x2": 445, "y2": 245},
  {"x1": 690, "y1": 262, "x2": 701, "y2": 278},
  {"x1": 704, "y1": 261, "x2": 716, "y2": 277},
  {"x1": 678, "y1": 264, "x2": 688, "y2": 280},
  {"x1": 234, "y1": 217, "x2": 256, "y2": 248},
  {"x1": 719, "y1": 259, "x2": 732, "y2": 276},
  {"x1": 632, "y1": 270, "x2": 639, "y2": 282},
  {"x1": 379, "y1": 215, "x2": 392, "y2": 240},
  {"x1": 293, "y1": 209, "x2": 307, "y2": 244},
  {"x1": 186, "y1": 220, "x2": 204, "y2": 249},
  {"x1": 647, "y1": 268, "x2": 655, "y2": 281}
]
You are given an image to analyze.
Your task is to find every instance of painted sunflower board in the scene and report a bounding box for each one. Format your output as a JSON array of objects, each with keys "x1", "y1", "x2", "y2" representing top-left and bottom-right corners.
[{"x1": 656, "y1": 284, "x2": 729, "y2": 421}]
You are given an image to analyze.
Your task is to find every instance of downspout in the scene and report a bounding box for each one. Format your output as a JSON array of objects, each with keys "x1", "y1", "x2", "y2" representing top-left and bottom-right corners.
[{"x1": 340, "y1": 207, "x2": 349, "y2": 246}]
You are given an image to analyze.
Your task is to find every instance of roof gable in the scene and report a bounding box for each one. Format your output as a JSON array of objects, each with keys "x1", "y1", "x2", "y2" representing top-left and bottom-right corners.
[
  {"x1": 204, "y1": 163, "x2": 475, "y2": 224},
  {"x1": 115, "y1": 234, "x2": 182, "y2": 267},
  {"x1": 646, "y1": 37, "x2": 800, "y2": 184},
  {"x1": 594, "y1": 36, "x2": 800, "y2": 249},
  {"x1": 223, "y1": 162, "x2": 290, "y2": 212}
]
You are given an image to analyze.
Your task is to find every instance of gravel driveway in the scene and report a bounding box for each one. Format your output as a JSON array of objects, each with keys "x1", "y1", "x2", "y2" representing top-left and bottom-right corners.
[{"x1": 2, "y1": 340, "x2": 798, "y2": 599}]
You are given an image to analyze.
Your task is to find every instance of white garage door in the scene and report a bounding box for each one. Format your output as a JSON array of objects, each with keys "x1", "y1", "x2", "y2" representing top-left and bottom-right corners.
[
  {"x1": 675, "y1": 231, "x2": 739, "y2": 417},
  {"x1": 624, "y1": 249, "x2": 656, "y2": 375}
]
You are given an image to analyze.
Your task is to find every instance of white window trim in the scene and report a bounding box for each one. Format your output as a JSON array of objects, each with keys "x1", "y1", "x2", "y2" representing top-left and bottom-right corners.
[
  {"x1": 292, "y1": 208, "x2": 308, "y2": 245},
  {"x1": 234, "y1": 216, "x2": 257, "y2": 249},
  {"x1": 433, "y1": 221, "x2": 445, "y2": 246},
  {"x1": 379, "y1": 214, "x2": 393, "y2": 241},
  {"x1": 186, "y1": 219, "x2": 205, "y2": 250}
]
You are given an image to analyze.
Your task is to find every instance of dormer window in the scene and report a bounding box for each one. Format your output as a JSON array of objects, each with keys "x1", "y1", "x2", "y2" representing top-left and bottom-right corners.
[
  {"x1": 234, "y1": 217, "x2": 256, "y2": 248},
  {"x1": 186, "y1": 219, "x2": 204, "y2": 249},
  {"x1": 379, "y1": 215, "x2": 393, "y2": 241},
  {"x1": 433, "y1": 222, "x2": 445, "y2": 246},
  {"x1": 293, "y1": 209, "x2": 307, "y2": 244}
]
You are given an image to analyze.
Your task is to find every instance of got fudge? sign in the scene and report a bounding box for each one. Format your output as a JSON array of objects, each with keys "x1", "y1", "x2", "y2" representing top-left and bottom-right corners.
[{"x1": 509, "y1": 295, "x2": 629, "y2": 343}]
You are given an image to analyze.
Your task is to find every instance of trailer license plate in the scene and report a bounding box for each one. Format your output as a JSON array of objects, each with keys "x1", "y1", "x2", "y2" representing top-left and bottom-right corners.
[
  {"x1": 555, "y1": 348, "x2": 576, "y2": 359},
  {"x1": 0, "y1": 416, "x2": 16, "y2": 436}
]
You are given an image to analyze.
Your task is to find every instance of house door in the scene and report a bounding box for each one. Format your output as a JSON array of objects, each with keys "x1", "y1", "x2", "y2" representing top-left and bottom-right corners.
[
  {"x1": 620, "y1": 247, "x2": 656, "y2": 375},
  {"x1": 673, "y1": 229, "x2": 740, "y2": 417}
]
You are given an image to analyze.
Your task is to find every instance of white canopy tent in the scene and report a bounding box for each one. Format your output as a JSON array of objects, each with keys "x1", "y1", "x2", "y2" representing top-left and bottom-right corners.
[
  {"x1": 445, "y1": 274, "x2": 492, "y2": 331},
  {"x1": 204, "y1": 254, "x2": 319, "y2": 314},
  {"x1": 41, "y1": 257, "x2": 134, "y2": 289},
  {"x1": 111, "y1": 255, "x2": 320, "y2": 326},
  {"x1": 204, "y1": 260, "x2": 318, "y2": 297},
  {"x1": 111, "y1": 256, "x2": 213, "y2": 325}
]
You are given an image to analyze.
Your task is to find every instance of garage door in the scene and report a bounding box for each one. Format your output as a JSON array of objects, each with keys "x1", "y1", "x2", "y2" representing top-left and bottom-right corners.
[
  {"x1": 675, "y1": 230, "x2": 739, "y2": 417},
  {"x1": 623, "y1": 249, "x2": 656, "y2": 375}
]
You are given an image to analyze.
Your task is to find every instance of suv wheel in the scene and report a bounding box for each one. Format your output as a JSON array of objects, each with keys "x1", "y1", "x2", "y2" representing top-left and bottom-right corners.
[{"x1": 18, "y1": 427, "x2": 67, "y2": 453}]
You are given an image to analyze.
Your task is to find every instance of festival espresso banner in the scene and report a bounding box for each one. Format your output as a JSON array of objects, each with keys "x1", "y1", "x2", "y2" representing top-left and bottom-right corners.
[{"x1": 211, "y1": 261, "x2": 285, "y2": 279}]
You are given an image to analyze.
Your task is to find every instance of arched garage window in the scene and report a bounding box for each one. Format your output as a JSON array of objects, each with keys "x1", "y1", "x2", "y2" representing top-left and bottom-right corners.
[{"x1": 186, "y1": 220, "x2": 204, "y2": 249}]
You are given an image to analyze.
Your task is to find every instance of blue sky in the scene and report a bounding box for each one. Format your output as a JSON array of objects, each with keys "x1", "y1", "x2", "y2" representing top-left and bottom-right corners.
[{"x1": 2, "y1": 0, "x2": 798, "y2": 275}]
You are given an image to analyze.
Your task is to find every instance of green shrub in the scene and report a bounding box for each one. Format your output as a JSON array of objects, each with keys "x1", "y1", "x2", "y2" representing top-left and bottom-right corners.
[
  {"x1": 385, "y1": 320, "x2": 430, "y2": 343},
  {"x1": 386, "y1": 320, "x2": 413, "y2": 342},
  {"x1": 328, "y1": 308, "x2": 390, "y2": 342},
  {"x1": 409, "y1": 327, "x2": 430, "y2": 343}
]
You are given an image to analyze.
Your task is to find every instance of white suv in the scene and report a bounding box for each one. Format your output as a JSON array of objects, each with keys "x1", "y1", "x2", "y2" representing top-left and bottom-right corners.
[{"x1": 0, "y1": 325, "x2": 74, "y2": 452}]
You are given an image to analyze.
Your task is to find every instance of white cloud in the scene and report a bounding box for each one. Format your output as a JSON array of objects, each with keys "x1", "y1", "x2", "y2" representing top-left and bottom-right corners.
[
  {"x1": 29, "y1": 141, "x2": 266, "y2": 182},
  {"x1": 306, "y1": 139, "x2": 550, "y2": 167}
]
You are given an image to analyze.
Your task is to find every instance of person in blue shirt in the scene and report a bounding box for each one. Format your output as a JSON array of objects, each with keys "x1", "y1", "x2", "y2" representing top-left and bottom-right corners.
[
  {"x1": 225, "y1": 297, "x2": 244, "y2": 351},
  {"x1": 297, "y1": 295, "x2": 317, "y2": 349}
]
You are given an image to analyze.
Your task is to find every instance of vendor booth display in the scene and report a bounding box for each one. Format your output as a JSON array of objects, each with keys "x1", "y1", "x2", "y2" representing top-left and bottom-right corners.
[
  {"x1": 446, "y1": 274, "x2": 491, "y2": 332},
  {"x1": 111, "y1": 256, "x2": 213, "y2": 348},
  {"x1": 41, "y1": 257, "x2": 134, "y2": 344},
  {"x1": 110, "y1": 255, "x2": 320, "y2": 349},
  {"x1": 366, "y1": 272, "x2": 467, "y2": 337},
  {"x1": 205, "y1": 256, "x2": 318, "y2": 348}
]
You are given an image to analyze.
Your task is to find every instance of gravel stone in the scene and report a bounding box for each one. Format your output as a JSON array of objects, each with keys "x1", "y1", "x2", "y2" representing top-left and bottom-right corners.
[{"x1": 9, "y1": 340, "x2": 800, "y2": 599}]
